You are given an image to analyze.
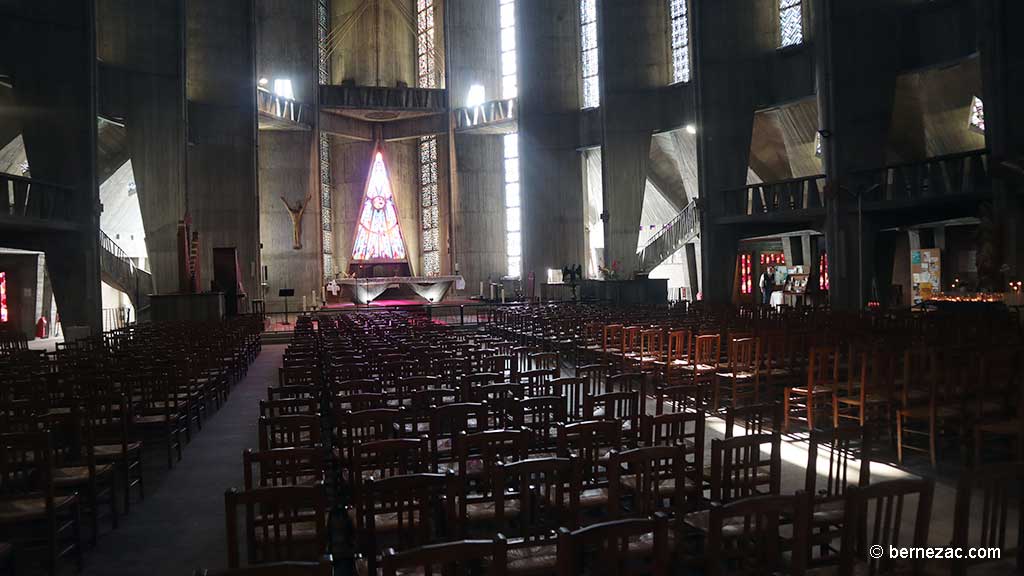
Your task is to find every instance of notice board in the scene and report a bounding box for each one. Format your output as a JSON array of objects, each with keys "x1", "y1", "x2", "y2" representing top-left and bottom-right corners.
[{"x1": 910, "y1": 248, "x2": 941, "y2": 304}]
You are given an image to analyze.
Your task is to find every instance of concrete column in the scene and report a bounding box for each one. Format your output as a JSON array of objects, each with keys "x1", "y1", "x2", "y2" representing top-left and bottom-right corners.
[
  {"x1": 517, "y1": 0, "x2": 585, "y2": 286},
  {"x1": 187, "y1": 0, "x2": 261, "y2": 301},
  {"x1": 685, "y1": 242, "x2": 700, "y2": 301},
  {"x1": 692, "y1": 0, "x2": 774, "y2": 303},
  {"x1": 448, "y1": 0, "x2": 505, "y2": 291},
  {"x1": 257, "y1": 0, "x2": 320, "y2": 312},
  {"x1": 98, "y1": 0, "x2": 188, "y2": 295},
  {"x1": 9, "y1": 0, "x2": 102, "y2": 332},
  {"x1": 816, "y1": 0, "x2": 906, "y2": 309},
  {"x1": 977, "y1": 0, "x2": 1024, "y2": 287},
  {"x1": 598, "y1": 0, "x2": 667, "y2": 278}
]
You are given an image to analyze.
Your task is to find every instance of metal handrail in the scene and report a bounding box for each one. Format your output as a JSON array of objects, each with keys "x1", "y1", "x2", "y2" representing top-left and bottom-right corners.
[{"x1": 638, "y1": 199, "x2": 698, "y2": 254}]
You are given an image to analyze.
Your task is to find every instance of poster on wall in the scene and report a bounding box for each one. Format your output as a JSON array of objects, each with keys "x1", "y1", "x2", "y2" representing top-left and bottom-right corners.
[{"x1": 910, "y1": 248, "x2": 941, "y2": 305}]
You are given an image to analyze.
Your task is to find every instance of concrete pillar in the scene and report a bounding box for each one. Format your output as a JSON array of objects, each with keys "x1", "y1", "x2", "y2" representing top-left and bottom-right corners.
[
  {"x1": 685, "y1": 242, "x2": 700, "y2": 301},
  {"x1": 448, "y1": 0, "x2": 505, "y2": 291},
  {"x1": 977, "y1": 0, "x2": 1024, "y2": 287},
  {"x1": 9, "y1": 0, "x2": 102, "y2": 332},
  {"x1": 598, "y1": 0, "x2": 667, "y2": 278},
  {"x1": 187, "y1": 0, "x2": 261, "y2": 301},
  {"x1": 98, "y1": 0, "x2": 188, "y2": 295},
  {"x1": 692, "y1": 0, "x2": 774, "y2": 303},
  {"x1": 517, "y1": 0, "x2": 585, "y2": 286},
  {"x1": 816, "y1": 0, "x2": 906, "y2": 309},
  {"x1": 257, "y1": 0, "x2": 320, "y2": 312}
]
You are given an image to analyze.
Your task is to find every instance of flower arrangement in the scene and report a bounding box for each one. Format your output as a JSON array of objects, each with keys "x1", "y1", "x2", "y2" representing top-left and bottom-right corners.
[{"x1": 598, "y1": 260, "x2": 620, "y2": 280}]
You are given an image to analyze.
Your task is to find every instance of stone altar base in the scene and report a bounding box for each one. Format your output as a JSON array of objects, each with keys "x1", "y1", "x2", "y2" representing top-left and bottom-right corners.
[{"x1": 326, "y1": 276, "x2": 464, "y2": 306}]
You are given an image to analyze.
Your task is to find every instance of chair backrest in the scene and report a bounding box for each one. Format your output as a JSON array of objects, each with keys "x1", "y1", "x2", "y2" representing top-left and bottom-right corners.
[
  {"x1": 197, "y1": 557, "x2": 333, "y2": 576},
  {"x1": 585, "y1": 391, "x2": 641, "y2": 444},
  {"x1": 806, "y1": 345, "x2": 839, "y2": 392},
  {"x1": 455, "y1": 428, "x2": 529, "y2": 499},
  {"x1": 693, "y1": 334, "x2": 722, "y2": 366},
  {"x1": 336, "y1": 408, "x2": 401, "y2": 463},
  {"x1": 724, "y1": 402, "x2": 781, "y2": 438},
  {"x1": 225, "y1": 484, "x2": 328, "y2": 568},
  {"x1": 804, "y1": 426, "x2": 870, "y2": 501},
  {"x1": 706, "y1": 492, "x2": 812, "y2": 576},
  {"x1": 494, "y1": 457, "x2": 581, "y2": 538},
  {"x1": 243, "y1": 448, "x2": 325, "y2": 490},
  {"x1": 428, "y1": 402, "x2": 489, "y2": 468},
  {"x1": 951, "y1": 462, "x2": 1024, "y2": 576},
  {"x1": 643, "y1": 411, "x2": 705, "y2": 478},
  {"x1": 381, "y1": 537, "x2": 508, "y2": 576},
  {"x1": 557, "y1": 420, "x2": 622, "y2": 489},
  {"x1": 556, "y1": 514, "x2": 670, "y2": 576},
  {"x1": 608, "y1": 445, "x2": 690, "y2": 517},
  {"x1": 654, "y1": 383, "x2": 711, "y2": 414},
  {"x1": 838, "y1": 478, "x2": 934, "y2": 576},
  {"x1": 709, "y1": 433, "x2": 782, "y2": 503},
  {"x1": 258, "y1": 414, "x2": 322, "y2": 451},
  {"x1": 515, "y1": 396, "x2": 567, "y2": 454},
  {"x1": 259, "y1": 398, "x2": 318, "y2": 418},
  {"x1": 351, "y1": 438, "x2": 429, "y2": 503},
  {"x1": 529, "y1": 352, "x2": 560, "y2": 376}
]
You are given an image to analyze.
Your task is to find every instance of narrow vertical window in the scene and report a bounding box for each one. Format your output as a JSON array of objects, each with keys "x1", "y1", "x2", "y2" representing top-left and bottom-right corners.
[
  {"x1": 580, "y1": 0, "x2": 600, "y2": 109},
  {"x1": 668, "y1": 0, "x2": 690, "y2": 83},
  {"x1": 418, "y1": 0, "x2": 440, "y2": 275},
  {"x1": 500, "y1": 0, "x2": 517, "y2": 99},
  {"x1": 819, "y1": 252, "x2": 830, "y2": 291},
  {"x1": 779, "y1": 0, "x2": 803, "y2": 48},
  {"x1": 504, "y1": 133, "x2": 522, "y2": 278},
  {"x1": 969, "y1": 96, "x2": 985, "y2": 133},
  {"x1": 318, "y1": 0, "x2": 333, "y2": 279},
  {"x1": 740, "y1": 254, "x2": 753, "y2": 295},
  {"x1": 417, "y1": 0, "x2": 436, "y2": 88}
]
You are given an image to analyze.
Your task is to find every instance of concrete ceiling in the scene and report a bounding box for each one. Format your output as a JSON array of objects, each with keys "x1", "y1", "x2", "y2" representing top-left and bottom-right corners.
[
  {"x1": 886, "y1": 56, "x2": 986, "y2": 163},
  {"x1": 99, "y1": 159, "x2": 147, "y2": 259},
  {"x1": 649, "y1": 127, "x2": 699, "y2": 205},
  {"x1": 749, "y1": 97, "x2": 822, "y2": 183}
]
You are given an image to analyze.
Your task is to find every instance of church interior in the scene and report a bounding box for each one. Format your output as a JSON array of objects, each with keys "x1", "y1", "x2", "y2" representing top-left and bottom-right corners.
[{"x1": 1, "y1": 0, "x2": 1023, "y2": 574}]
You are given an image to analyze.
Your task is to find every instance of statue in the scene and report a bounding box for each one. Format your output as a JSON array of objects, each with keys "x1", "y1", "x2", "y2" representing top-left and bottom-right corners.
[{"x1": 280, "y1": 193, "x2": 312, "y2": 250}]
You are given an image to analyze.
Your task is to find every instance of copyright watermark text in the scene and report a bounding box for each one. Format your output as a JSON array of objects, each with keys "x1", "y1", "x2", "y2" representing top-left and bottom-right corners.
[{"x1": 869, "y1": 545, "x2": 1001, "y2": 561}]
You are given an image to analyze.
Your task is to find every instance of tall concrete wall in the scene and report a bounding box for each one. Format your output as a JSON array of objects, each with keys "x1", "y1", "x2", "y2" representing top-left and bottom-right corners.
[
  {"x1": 517, "y1": 0, "x2": 585, "y2": 286},
  {"x1": 448, "y1": 0, "x2": 505, "y2": 291},
  {"x1": 187, "y1": 0, "x2": 261, "y2": 302},
  {"x1": 600, "y1": 0, "x2": 668, "y2": 277},
  {"x1": 330, "y1": 0, "x2": 416, "y2": 87},
  {"x1": 257, "y1": 0, "x2": 320, "y2": 312},
  {"x1": 5, "y1": 0, "x2": 102, "y2": 331},
  {"x1": 97, "y1": 0, "x2": 187, "y2": 295}
]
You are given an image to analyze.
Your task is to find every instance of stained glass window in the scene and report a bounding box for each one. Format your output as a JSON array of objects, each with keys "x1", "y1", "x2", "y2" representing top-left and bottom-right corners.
[
  {"x1": 318, "y1": 0, "x2": 333, "y2": 280},
  {"x1": 0, "y1": 272, "x2": 6, "y2": 322},
  {"x1": 580, "y1": 0, "x2": 600, "y2": 109},
  {"x1": 780, "y1": 0, "x2": 803, "y2": 48},
  {"x1": 668, "y1": 0, "x2": 690, "y2": 83},
  {"x1": 969, "y1": 96, "x2": 985, "y2": 133},
  {"x1": 417, "y1": 0, "x2": 436, "y2": 88},
  {"x1": 505, "y1": 133, "x2": 522, "y2": 277},
  {"x1": 500, "y1": 0, "x2": 518, "y2": 99},
  {"x1": 740, "y1": 254, "x2": 753, "y2": 295},
  {"x1": 420, "y1": 136, "x2": 440, "y2": 276},
  {"x1": 352, "y1": 150, "x2": 408, "y2": 262},
  {"x1": 819, "y1": 252, "x2": 830, "y2": 291},
  {"x1": 760, "y1": 253, "x2": 785, "y2": 266}
]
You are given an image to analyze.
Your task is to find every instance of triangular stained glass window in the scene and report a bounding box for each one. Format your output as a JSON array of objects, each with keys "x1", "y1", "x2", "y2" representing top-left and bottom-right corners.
[{"x1": 351, "y1": 148, "x2": 409, "y2": 262}]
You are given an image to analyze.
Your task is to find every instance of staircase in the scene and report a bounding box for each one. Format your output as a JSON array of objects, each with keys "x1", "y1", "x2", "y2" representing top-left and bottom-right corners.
[
  {"x1": 100, "y1": 230, "x2": 153, "y2": 313},
  {"x1": 638, "y1": 199, "x2": 700, "y2": 272}
]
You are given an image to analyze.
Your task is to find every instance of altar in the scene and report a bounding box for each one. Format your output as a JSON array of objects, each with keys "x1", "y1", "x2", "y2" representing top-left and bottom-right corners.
[{"x1": 327, "y1": 276, "x2": 464, "y2": 305}]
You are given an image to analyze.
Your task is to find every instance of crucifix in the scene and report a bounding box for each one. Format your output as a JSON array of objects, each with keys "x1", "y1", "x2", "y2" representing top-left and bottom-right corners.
[{"x1": 280, "y1": 194, "x2": 312, "y2": 250}]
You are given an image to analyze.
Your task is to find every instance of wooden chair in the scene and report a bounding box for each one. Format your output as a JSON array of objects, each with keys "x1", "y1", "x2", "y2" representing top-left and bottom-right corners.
[
  {"x1": 705, "y1": 492, "x2": 812, "y2": 576},
  {"x1": 784, "y1": 345, "x2": 839, "y2": 432},
  {"x1": 556, "y1": 420, "x2": 622, "y2": 512},
  {"x1": 514, "y1": 396, "x2": 566, "y2": 457},
  {"x1": 708, "y1": 433, "x2": 782, "y2": 504},
  {"x1": 661, "y1": 329, "x2": 693, "y2": 386},
  {"x1": 723, "y1": 402, "x2": 782, "y2": 439},
  {"x1": 555, "y1": 513, "x2": 671, "y2": 576},
  {"x1": 494, "y1": 457, "x2": 581, "y2": 575},
  {"x1": 225, "y1": 484, "x2": 328, "y2": 569},
  {"x1": 948, "y1": 462, "x2": 1024, "y2": 576},
  {"x1": 837, "y1": 479, "x2": 934, "y2": 576},
  {"x1": 0, "y1": 431, "x2": 83, "y2": 575},
  {"x1": 608, "y1": 445, "x2": 692, "y2": 519},
  {"x1": 87, "y1": 392, "x2": 144, "y2": 513},
  {"x1": 334, "y1": 408, "x2": 401, "y2": 467},
  {"x1": 352, "y1": 472, "x2": 458, "y2": 576},
  {"x1": 642, "y1": 412, "x2": 705, "y2": 490},
  {"x1": 804, "y1": 426, "x2": 871, "y2": 565},
  {"x1": 896, "y1": 347, "x2": 964, "y2": 468},
  {"x1": 260, "y1": 398, "x2": 319, "y2": 418},
  {"x1": 428, "y1": 402, "x2": 489, "y2": 472},
  {"x1": 585, "y1": 391, "x2": 642, "y2": 447},
  {"x1": 455, "y1": 428, "x2": 529, "y2": 534},
  {"x1": 833, "y1": 344, "x2": 896, "y2": 431},
  {"x1": 654, "y1": 383, "x2": 711, "y2": 415},
  {"x1": 716, "y1": 337, "x2": 762, "y2": 409},
  {"x1": 56, "y1": 403, "x2": 119, "y2": 546},
  {"x1": 380, "y1": 537, "x2": 508, "y2": 576}
]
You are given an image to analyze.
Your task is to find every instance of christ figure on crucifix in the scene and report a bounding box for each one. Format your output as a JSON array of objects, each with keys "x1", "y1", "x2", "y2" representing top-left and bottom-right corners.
[{"x1": 280, "y1": 194, "x2": 312, "y2": 249}]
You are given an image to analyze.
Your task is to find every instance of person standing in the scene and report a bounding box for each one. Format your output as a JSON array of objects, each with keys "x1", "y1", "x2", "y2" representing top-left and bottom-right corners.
[{"x1": 759, "y1": 267, "x2": 775, "y2": 306}]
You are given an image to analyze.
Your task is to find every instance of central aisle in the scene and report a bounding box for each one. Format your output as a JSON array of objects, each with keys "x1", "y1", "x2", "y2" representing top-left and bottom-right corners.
[{"x1": 82, "y1": 344, "x2": 285, "y2": 576}]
